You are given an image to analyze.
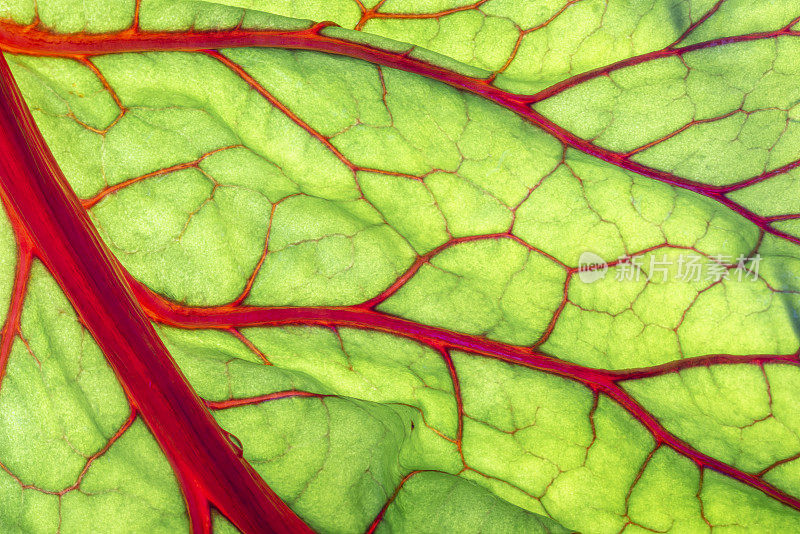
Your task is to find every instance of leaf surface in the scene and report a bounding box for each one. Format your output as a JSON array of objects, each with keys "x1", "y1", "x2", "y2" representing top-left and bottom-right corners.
[{"x1": 0, "y1": 0, "x2": 800, "y2": 533}]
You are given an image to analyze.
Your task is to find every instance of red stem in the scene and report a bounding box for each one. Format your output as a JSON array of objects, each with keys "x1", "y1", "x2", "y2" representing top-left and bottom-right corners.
[{"x1": 0, "y1": 54, "x2": 311, "y2": 534}]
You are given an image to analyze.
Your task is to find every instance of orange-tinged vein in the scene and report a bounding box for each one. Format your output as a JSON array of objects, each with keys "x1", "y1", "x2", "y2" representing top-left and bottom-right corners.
[
  {"x1": 81, "y1": 144, "x2": 242, "y2": 208},
  {"x1": 0, "y1": 233, "x2": 32, "y2": 390},
  {"x1": 203, "y1": 49, "x2": 359, "y2": 172}
]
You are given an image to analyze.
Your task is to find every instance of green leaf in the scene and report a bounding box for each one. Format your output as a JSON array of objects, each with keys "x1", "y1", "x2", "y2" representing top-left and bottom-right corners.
[{"x1": 1, "y1": 0, "x2": 800, "y2": 532}]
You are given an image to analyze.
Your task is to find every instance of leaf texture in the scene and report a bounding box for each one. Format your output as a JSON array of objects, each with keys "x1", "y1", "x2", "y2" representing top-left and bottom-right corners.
[{"x1": 0, "y1": 0, "x2": 799, "y2": 532}]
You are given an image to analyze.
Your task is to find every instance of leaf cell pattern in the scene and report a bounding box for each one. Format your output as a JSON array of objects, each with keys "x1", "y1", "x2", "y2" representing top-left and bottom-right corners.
[{"x1": 0, "y1": 0, "x2": 799, "y2": 532}]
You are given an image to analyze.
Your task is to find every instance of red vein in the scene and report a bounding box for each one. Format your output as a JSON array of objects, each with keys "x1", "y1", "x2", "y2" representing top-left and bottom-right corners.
[
  {"x1": 178, "y1": 471, "x2": 213, "y2": 534},
  {"x1": 205, "y1": 389, "x2": 326, "y2": 410},
  {"x1": 602, "y1": 384, "x2": 800, "y2": 511},
  {"x1": 126, "y1": 273, "x2": 800, "y2": 510},
  {"x1": 359, "y1": 233, "x2": 506, "y2": 309},
  {"x1": 81, "y1": 144, "x2": 241, "y2": 209},
  {"x1": 0, "y1": 236, "x2": 32, "y2": 390},
  {"x1": 227, "y1": 327, "x2": 272, "y2": 366},
  {"x1": 359, "y1": 232, "x2": 568, "y2": 310},
  {"x1": 491, "y1": 0, "x2": 584, "y2": 79},
  {"x1": 621, "y1": 109, "x2": 741, "y2": 157},
  {"x1": 525, "y1": 0, "x2": 582, "y2": 35},
  {"x1": 203, "y1": 49, "x2": 357, "y2": 172},
  {"x1": 766, "y1": 213, "x2": 800, "y2": 222},
  {"x1": 507, "y1": 108, "x2": 800, "y2": 245},
  {"x1": 623, "y1": 445, "x2": 659, "y2": 522},
  {"x1": 356, "y1": 0, "x2": 490, "y2": 31},
  {"x1": 2, "y1": 15, "x2": 800, "y2": 515},
  {"x1": 719, "y1": 157, "x2": 800, "y2": 193},
  {"x1": 62, "y1": 408, "x2": 138, "y2": 495},
  {"x1": 2, "y1": 20, "x2": 792, "y2": 104},
  {"x1": 0, "y1": 408, "x2": 137, "y2": 496},
  {"x1": 74, "y1": 56, "x2": 126, "y2": 132},
  {"x1": 2, "y1": 22, "x2": 798, "y2": 244},
  {"x1": 129, "y1": 0, "x2": 142, "y2": 33},
  {"x1": 439, "y1": 346, "x2": 465, "y2": 463},
  {"x1": 527, "y1": 26, "x2": 800, "y2": 103},
  {"x1": 669, "y1": 0, "x2": 727, "y2": 48},
  {"x1": 0, "y1": 54, "x2": 311, "y2": 534},
  {"x1": 533, "y1": 270, "x2": 571, "y2": 348},
  {"x1": 611, "y1": 353, "x2": 800, "y2": 381},
  {"x1": 758, "y1": 451, "x2": 800, "y2": 477},
  {"x1": 231, "y1": 202, "x2": 276, "y2": 306},
  {"x1": 365, "y1": 470, "x2": 422, "y2": 534}
]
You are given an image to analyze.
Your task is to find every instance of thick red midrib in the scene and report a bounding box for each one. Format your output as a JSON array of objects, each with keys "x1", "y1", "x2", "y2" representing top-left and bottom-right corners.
[{"x1": 0, "y1": 55, "x2": 311, "y2": 534}]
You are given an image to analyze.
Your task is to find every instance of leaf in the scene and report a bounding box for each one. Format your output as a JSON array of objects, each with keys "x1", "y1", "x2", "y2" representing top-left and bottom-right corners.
[{"x1": 0, "y1": 0, "x2": 800, "y2": 532}]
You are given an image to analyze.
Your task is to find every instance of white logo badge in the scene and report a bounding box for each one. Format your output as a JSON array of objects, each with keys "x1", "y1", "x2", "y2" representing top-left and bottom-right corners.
[{"x1": 578, "y1": 252, "x2": 607, "y2": 284}]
